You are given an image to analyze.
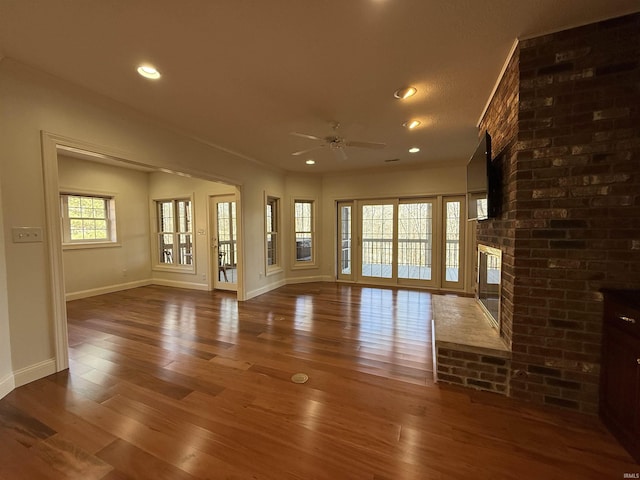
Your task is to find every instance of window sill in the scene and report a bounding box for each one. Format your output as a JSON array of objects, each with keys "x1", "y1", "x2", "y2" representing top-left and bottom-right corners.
[{"x1": 62, "y1": 242, "x2": 120, "y2": 251}]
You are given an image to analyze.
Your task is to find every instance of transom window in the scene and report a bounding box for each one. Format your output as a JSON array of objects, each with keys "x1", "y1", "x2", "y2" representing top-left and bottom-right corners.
[
  {"x1": 156, "y1": 199, "x2": 193, "y2": 266},
  {"x1": 60, "y1": 193, "x2": 116, "y2": 244}
]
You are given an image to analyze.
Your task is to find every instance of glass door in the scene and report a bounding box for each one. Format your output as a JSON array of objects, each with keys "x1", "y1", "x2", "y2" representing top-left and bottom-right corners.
[
  {"x1": 336, "y1": 196, "x2": 465, "y2": 291},
  {"x1": 397, "y1": 199, "x2": 436, "y2": 287},
  {"x1": 337, "y1": 202, "x2": 354, "y2": 281},
  {"x1": 442, "y1": 196, "x2": 465, "y2": 289},
  {"x1": 210, "y1": 195, "x2": 237, "y2": 291},
  {"x1": 360, "y1": 201, "x2": 396, "y2": 281}
]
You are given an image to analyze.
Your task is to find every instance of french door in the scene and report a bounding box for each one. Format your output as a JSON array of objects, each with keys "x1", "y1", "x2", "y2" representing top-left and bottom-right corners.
[
  {"x1": 361, "y1": 201, "x2": 395, "y2": 280},
  {"x1": 337, "y1": 196, "x2": 464, "y2": 290},
  {"x1": 210, "y1": 195, "x2": 237, "y2": 291}
]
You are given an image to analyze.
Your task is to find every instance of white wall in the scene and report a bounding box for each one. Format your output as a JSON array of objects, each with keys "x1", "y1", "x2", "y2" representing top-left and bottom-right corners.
[
  {"x1": 284, "y1": 164, "x2": 469, "y2": 286},
  {"x1": 322, "y1": 163, "x2": 466, "y2": 199},
  {"x1": 0, "y1": 57, "x2": 470, "y2": 397},
  {"x1": 319, "y1": 164, "x2": 468, "y2": 281},
  {"x1": 0, "y1": 58, "x2": 285, "y2": 377},
  {"x1": 284, "y1": 173, "x2": 327, "y2": 283},
  {"x1": 0, "y1": 178, "x2": 14, "y2": 398},
  {"x1": 59, "y1": 158, "x2": 238, "y2": 296},
  {"x1": 59, "y1": 155, "x2": 152, "y2": 298},
  {"x1": 148, "y1": 171, "x2": 234, "y2": 290}
]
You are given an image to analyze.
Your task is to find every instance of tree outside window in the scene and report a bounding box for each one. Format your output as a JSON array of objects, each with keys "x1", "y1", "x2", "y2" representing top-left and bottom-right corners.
[{"x1": 60, "y1": 193, "x2": 116, "y2": 244}]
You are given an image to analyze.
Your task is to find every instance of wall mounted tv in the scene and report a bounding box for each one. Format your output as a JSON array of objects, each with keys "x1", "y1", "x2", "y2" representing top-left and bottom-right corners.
[{"x1": 466, "y1": 131, "x2": 501, "y2": 221}]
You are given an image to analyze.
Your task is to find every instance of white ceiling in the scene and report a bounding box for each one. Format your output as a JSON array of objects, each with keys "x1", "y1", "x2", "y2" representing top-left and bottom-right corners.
[{"x1": 1, "y1": 1, "x2": 638, "y2": 174}]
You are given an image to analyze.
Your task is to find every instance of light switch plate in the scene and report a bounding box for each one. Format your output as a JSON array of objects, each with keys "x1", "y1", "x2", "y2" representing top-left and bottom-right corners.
[{"x1": 12, "y1": 227, "x2": 43, "y2": 243}]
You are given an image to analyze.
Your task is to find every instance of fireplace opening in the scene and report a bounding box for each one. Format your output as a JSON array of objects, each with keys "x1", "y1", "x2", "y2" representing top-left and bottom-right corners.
[{"x1": 477, "y1": 244, "x2": 501, "y2": 331}]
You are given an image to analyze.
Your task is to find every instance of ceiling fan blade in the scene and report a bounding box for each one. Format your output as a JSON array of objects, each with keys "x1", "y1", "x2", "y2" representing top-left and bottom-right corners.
[
  {"x1": 345, "y1": 140, "x2": 387, "y2": 149},
  {"x1": 290, "y1": 132, "x2": 323, "y2": 141},
  {"x1": 291, "y1": 145, "x2": 325, "y2": 156}
]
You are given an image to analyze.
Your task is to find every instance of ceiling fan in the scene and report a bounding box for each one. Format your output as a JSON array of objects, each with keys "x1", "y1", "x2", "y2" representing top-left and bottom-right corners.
[{"x1": 290, "y1": 122, "x2": 386, "y2": 160}]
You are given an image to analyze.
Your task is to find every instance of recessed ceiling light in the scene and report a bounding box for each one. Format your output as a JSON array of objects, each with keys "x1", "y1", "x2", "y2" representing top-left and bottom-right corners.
[
  {"x1": 409, "y1": 147, "x2": 420, "y2": 153},
  {"x1": 305, "y1": 159, "x2": 315, "y2": 165},
  {"x1": 403, "y1": 120, "x2": 421, "y2": 130},
  {"x1": 137, "y1": 65, "x2": 161, "y2": 80},
  {"x1": 394, "y1": 86, "x2": 417, "y2": 99}
]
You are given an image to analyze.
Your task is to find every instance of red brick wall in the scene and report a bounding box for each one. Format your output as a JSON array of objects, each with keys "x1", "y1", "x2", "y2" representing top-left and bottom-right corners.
[
  {"x1": 479, "y1": 12, "x2": 640, "y2": 413},
  {"x1": 478, "y1": 50, "x2": 519, "y2": 349}
]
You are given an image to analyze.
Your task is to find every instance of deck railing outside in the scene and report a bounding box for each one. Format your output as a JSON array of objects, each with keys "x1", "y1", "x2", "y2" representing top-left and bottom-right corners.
[{"x1": 360, "y1": 238, "x2": 460, "y2": 281}]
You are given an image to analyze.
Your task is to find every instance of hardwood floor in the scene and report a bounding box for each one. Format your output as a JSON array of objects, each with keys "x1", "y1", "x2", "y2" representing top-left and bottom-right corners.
[{"x1": 0, "y1": 283, "x2": 636, "y2": 479}]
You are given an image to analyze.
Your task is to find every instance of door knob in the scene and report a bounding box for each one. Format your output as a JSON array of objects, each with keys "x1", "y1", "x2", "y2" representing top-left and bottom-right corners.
[{"x1": 637, "y1": 358, "x2": 640, "y2": 365}]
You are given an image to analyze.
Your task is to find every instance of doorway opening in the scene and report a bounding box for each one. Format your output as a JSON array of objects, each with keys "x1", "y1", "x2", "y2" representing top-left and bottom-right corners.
[
  {"x1": 210, "y1": 195, "x2": 238, "y2": 291},
  {"x1": 41, "y1": 132, "x2": 244, "y2": 372}
]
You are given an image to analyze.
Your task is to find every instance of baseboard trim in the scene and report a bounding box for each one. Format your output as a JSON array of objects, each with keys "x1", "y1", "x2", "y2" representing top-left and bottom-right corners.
[
  {"x1": 246, "y1": 278, "x2": 287, "y2": 300},
  {"x1": 286, "y1": 275, "x2": 334, "y2": 285},
  {"x1": 151, "y1": 279, "x2": 209, "y2": 291},
  {"x1": 0, "y1": 373, "x2": 15, "y2": 400},
  {"x1": 13, "y1": 358, "x2": 56, "y2": 388},
  {"x1": 66, "y1": 279, "x2": 153, "y2": 301}
]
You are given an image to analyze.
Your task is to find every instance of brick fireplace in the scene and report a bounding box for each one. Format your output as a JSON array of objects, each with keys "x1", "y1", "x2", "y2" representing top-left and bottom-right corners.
[{"x1": 477, "y1": 12, "x2": 640, "y2": 413}]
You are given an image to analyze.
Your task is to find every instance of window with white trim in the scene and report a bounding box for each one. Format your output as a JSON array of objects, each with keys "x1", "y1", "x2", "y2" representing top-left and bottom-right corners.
[
  {"x1": 266, "y1": 196, "x2": 280, "y2": 270},
  {"x1": 60, "y1": 193, "x2": 117, "y2": 244},
  {"x1": 156, "y1": 199, "x2": 193, "y2": 266},
  {"x1": 293, "y1": 199, "x2": 314, "y2": 264}
]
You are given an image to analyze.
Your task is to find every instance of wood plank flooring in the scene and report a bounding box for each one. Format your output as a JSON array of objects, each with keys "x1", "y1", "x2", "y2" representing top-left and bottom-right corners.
[{"x1": 0, "y1": 283, "x2": 637, "y2": 479}]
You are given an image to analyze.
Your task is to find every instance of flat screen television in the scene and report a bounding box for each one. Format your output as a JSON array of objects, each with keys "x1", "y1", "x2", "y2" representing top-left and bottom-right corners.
[{"x1": 467, "y1": 131, "x2": 500, "y2": 220}]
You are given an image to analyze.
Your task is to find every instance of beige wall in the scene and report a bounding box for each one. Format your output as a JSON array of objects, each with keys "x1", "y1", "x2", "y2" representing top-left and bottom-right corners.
[
  {"x1": 284, "y1": 174, "x2": 326, "y2": 282},
  {"x1": 0, "y1": 179, "x2": 14, "y2": 397},
  {"x1": 59, "y1": 155, "x2": 152, "y2": 297},
  {"x1": 285, "y1": 166, "x2": 468, "y2": 281},
  {"x1": 321, "y1": 164, "x2": 466, "y2": 200},
  {"x1": 319, "y1": 165, "x2": 469, "y2": 284},
  {"x1": 59, "y1": 158, "x2": 238, "y2": 296},
  {"x1": 0, "y1": 57, "x2": 468, "y2": 397},
  {"x1": 148, "y1": 171, "x2": 234, "y2": 289},
  {"x1": 0, "y1": 58, "x2": 285, "y2": 378}
]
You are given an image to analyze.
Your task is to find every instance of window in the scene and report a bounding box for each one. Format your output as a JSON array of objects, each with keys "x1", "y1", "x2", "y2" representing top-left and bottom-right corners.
[
  {"x1": 336, "y1": 196, "x2": 466, "y2": 290},
  {"x1": 361, "y1": 203, "x2": 394, "y2": 279},
  {"x1": 265, "y1": 196, "x2": 280, "y2": 270},
  {"x1": 398, "y1": 200, "x2": 434, "y2": 280},
  {"x1": 294, "y1": 200, "x2": 314, "y2": 264},
  {"x1": 442, "y1": 196, "x2": 465, "y2": 288},
  {"x1": 60, "y1": 193, "x2": 116, "y2": 244},
  {"x1": 337, "y1": 202, "x2": 353, "y2": 279},
  {"x1": 156, "y1": 199, "x2": 193, "y2": 267}
]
